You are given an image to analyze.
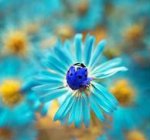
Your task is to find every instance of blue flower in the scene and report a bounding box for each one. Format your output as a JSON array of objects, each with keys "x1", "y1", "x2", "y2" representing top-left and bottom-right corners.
[
  {"x1": 0, "y1": 79, "x2": 48, "y2": 128},
  {"x1": 33, "y1": 34, "x2": 127, "y2": 127},
  {"x1": 0, "y1": 58, "x2": 48, "y2": 128},
  {"x1": 103, "y1": 60, "x2": 150, "y2": 140}
]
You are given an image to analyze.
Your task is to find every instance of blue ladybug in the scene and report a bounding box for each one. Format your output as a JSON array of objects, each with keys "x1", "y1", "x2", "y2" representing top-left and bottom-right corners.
[{"x1": 66, "y1": 63, "x2": 91, "y2": 90}]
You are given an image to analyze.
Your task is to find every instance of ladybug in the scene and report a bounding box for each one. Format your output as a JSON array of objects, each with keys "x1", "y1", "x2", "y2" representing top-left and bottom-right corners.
[{"x1": 66, "y1": 63, "x2": 91, "y2": 90}]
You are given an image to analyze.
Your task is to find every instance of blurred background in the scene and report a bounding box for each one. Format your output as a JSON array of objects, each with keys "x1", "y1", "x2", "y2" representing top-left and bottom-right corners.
[{"x1": 0, "y1": 0, "x2": 150, "y2": 140}]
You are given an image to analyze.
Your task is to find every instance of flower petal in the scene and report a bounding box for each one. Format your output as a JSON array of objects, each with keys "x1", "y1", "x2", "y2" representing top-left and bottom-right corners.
[
  {"x1": 68, "y1": 96, "x2": 78, "y2": 125},
  {"x1": 89, "y1": 40, "x2": 106, "y2": 68},
  {"x1": 47, "y1": 55, "x2": 68, "y2": 71},
  {"x1": 74, "y1": 96, "x2": 83, "y2": 128},
  {"x1": 90, "y1": 96, "x2": 105, "y2": 121},
  {"x1": 91, "y1": 92, "x2": 115, "y2": 113},
  {"x1": 84, "y1": 35, "x2": 95, "y2": 66},
  {"x1": 82, "y1": 94, "x2": 90, "y2": 127},
  {"x1": 75, "y1": 34, "x2": 82, "y2": 62},
  {"x1": 54, "y1": 93, "x2": 74, "y2": 121},
  {"x1": 93, "y1": 67, "x2": 128, "y2": 79},
  {"x1": 39, "y1": 88, "x2": 68, "y2": 102},
  {"x1": 54, "y1": 43, "x2": 73, "y2": 66},
  {"x1": 92, "y1": 81, "x2": 118, "y2": 106},
  {"x1": 91, "y1": 58, "x2": 122, "y2": 74},
  {"x1": 42, "y1": 59, "x2": 66, "y2": 74}
]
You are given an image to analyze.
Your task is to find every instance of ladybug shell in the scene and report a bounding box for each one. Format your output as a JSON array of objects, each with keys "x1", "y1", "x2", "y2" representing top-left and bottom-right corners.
[{"x1": 66, "y1": 64, "x2": 88, "y2": 90}]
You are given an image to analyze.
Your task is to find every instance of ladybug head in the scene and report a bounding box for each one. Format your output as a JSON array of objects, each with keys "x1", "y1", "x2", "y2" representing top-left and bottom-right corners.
[{"x1": 66, "y1": 63, "x2": 91, "y2": 90}]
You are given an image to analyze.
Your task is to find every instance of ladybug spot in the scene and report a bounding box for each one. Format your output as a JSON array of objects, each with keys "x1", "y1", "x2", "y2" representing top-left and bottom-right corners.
[
  {"x1": 78, "y1": 76, "x2": 82, "y2": 79},
  {"x1": 70, "y1": 73, "x2": 73, "y2": 76},
  {"x1": 77, "y1": 67, "x2": 81, "y2": 70}
]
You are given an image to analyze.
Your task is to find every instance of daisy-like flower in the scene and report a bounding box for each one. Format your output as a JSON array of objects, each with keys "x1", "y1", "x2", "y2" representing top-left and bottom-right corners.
[
  {"x1": 33, "y1": 34, "x2": 127, "y2": 127},
  {"x1": 0, "y1": 78, "x2": 48, "y2": 128},
  {"x1": 110, "y1": 79, "x2": 135, "y2": 107},
  {"x1": 1, "y1": 29, "x2": 29, "y2": 56}
]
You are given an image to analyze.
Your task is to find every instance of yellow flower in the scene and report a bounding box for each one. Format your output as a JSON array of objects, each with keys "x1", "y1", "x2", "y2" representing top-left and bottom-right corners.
[
  {"x1": 126, "y1": 130, "x2": 146, "y2": 140},
  {"x1": 124, "y1": 24, "x2": 144, "y2": 43},
  {"x1": 3, "y1": 30, "x2": 28, "y2": 56},
  {"x1": 110, "y1": 79, "x2": 135, "y2": 106},
  {"x1": 0, "y1": 80, "x2": 23, "y2": 107}
]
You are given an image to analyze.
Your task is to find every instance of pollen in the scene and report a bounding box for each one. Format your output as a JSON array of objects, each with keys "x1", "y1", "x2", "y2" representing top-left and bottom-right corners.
[
  {"x1": 110, "y1": 79, "x2": 135, "y2": 106},
  {"x1": 0, "y1": 80, "x2": 23, "y2": 107},
  {"x1": 126, "y1": 130, "x2": 146, "y2": 140},
  {"x1": 3, "y1": 30, "x2": 28, "y2": 56}
]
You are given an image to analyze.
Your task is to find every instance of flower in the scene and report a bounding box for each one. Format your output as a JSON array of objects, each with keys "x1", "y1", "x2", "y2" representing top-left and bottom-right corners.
[
  {"x1": 33, "y1": 34, "x2": 127, "y2": 127},
  {"x1": 104, "y1": 71, "x2": 149, "y2": 140},
  {"x1": 110, "y1": 79, "x2": 135, "y2": 106},
  {"x1": 0, "y1": 80, "x2": 23, "y2": 107},
  {"x1": 123, "y1": 24, "x2": 144, "y2": 43},
  {"x1": 0, "y1": 64, "x2": 48, "y2": 128},
  {"x1": 126, "y1": 130, "x2": 146, "y2": 140},
  {"x1": 1, "y1": 29, "x2": 28, "y2": 56},
  {"x1": 0, "y1": 78, "x2": 47, "y2": 128}
]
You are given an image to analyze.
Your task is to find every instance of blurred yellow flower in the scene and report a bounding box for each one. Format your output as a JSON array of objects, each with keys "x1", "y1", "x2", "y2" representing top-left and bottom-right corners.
[
  {"x1": 110, "y1": 79, "x2": 135, "y2": 106},
  {"x1": 126, "y1": 130, "x2": 146, "y2": 140},
  {"x1": 124, "y1": 24, "x2": 144, "y2": 43},
  {"x1": 0, "y1": 80, "x2": 23, "y2": 107},
  {"x1": 3, "y1": 30, "x2": 28, "y2": 56}
]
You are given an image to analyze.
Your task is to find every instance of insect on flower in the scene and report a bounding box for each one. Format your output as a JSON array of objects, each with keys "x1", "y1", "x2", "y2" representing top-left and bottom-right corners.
[{"x1": 33, "y1": 34, "x2": 127, "y2": 127}]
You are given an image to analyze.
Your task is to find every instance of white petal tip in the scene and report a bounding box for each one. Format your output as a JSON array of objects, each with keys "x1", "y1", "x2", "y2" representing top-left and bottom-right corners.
[
  {"x1": 122, "y1": 67, "x2": 128, "y2": 71},
  {"x1": 100, "y1": 39, "x2": 107, "y2": 46}
]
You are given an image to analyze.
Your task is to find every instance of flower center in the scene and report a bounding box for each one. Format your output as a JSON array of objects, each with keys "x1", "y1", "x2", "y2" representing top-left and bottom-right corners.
[
  {"x1": 66, "y1": 63, "x2": 91, "y2": 90},
  {"x1": 4, "y1": 30, "x2": 27, "y2": 55},
  {"x1": 110, "y1": 79, "x2": 135, "y2": 106},
  {"x1": 124, "y1": 24, "x2": 143, "y2": 43},
  {"x1": 0, "y1": 80, "x2": 23, "y2": 107},
  {"x1": 126, "y1": 130, "x2": 146, "y2": 140}
]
